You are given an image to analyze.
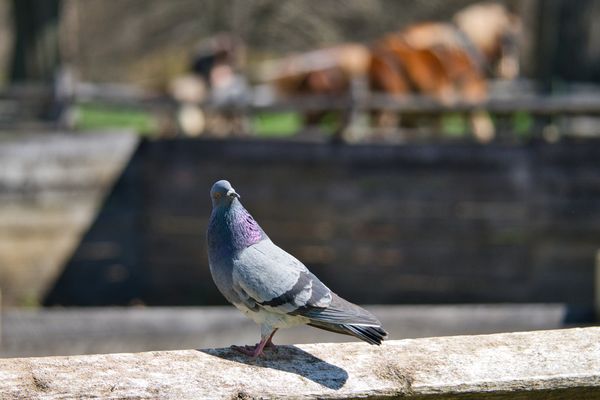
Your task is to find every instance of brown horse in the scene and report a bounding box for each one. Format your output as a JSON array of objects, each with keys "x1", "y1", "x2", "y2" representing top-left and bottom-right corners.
[
  {"x1": 263, "y1": 44, "x2": 370, "y2": 139},
  {"x1": 369, "y1": 22, "x2": 491, "y2": 141},
  {"x1": 262, "y1": 2, "x2": 520, "y2": 142}
]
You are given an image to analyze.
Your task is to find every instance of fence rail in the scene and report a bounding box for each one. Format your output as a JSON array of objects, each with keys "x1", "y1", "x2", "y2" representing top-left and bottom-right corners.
[
  {"x1": 72, "y1": 85, "x2": 600, "y2": 116},
  {"x1": 1, "y1": 327, "x2": 599, "y2": 399},
  {"x1": 4, "y1": 81, "x2": 600, "y2": 125}
]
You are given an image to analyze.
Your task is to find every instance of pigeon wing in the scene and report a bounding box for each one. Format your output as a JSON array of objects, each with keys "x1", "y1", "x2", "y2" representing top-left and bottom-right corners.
[
  {"x1": 232, "y1": 239, "x2": 388, "y2": 344},
  {"x1": 232, "y1": 239, "x2": 332, "y2": 314}
]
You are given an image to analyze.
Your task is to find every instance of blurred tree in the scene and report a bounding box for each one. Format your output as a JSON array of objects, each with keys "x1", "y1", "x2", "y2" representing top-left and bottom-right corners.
[
  {"x1": 10, "y1": 0, "x2": 61, "y2": 82},
  {"x1": 554, "y1": 0, "x2": 600, "y2": 82},
  {"x1": 533, "y1": 0, "x2": 560, "y2": 92},
  {"x1": 533, "y1": 0, "x2": 600, "y2": 86}
]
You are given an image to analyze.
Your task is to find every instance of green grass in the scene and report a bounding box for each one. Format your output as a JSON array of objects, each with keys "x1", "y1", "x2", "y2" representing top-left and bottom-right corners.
[
  {"x1": 76, "y1": 105, "x2": 304, "y2": 138},
  {"x1": 73, "y1": 104, "x2": 535, "y2": 140},
  {"x1": 441, "y1": 113, "x2": 468, "y2": 137},
  {"x1": 512, "y1": 111, "x2": 534, "y2": 138},
  {"x1": 74, "y1": 103, "x2": 158, "y2": 135},
  {"x1": 441, "y1": 111, "x2": 535, "y2": 140},
  {"x1": 251, "y1": 112, "x2": 302, "y2": 137}
]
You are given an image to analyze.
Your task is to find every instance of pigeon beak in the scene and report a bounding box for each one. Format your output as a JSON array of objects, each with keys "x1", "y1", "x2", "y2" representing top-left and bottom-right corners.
[{"x1": 227, "y1": 188, "x2": 240, "y2": 199}]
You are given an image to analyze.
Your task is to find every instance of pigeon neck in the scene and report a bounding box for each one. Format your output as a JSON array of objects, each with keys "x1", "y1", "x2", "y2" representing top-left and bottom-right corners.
[
  {"x1": 210, "y1": 200, "x2": 264, "y2": 251},
  {"x1": 230, "y1": 201, "x2": 264, "y2": 249}
]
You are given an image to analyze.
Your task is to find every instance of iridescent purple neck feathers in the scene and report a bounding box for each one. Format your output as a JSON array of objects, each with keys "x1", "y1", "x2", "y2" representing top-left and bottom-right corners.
[
  {"x1": 208, "y1": 199, "x2": 266, "y2": 254},
  {"x1": 230, "y1": 201, "x2": 264, "y2": 248}
]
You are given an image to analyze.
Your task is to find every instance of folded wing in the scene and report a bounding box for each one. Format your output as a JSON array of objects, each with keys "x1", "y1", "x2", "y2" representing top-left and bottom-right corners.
[{"x1": 232, "y1": 239, "x2": 388, "y2": 345}]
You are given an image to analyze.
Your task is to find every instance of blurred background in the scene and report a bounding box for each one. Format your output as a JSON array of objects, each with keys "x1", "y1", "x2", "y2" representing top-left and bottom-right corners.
[{"x1": 1, "y1": 0, "x2": 599, "y2": 358}]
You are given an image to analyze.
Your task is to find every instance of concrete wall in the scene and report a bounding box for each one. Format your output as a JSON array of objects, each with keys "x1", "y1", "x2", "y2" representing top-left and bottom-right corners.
[{"x1": 0, "y1": 132, "x2": 138, "y2": 306}]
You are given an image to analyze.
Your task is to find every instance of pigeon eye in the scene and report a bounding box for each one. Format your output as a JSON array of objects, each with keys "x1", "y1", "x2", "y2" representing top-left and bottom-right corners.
[{"x1": 214, "y1": 192, "x2": 222, "y2": 199}]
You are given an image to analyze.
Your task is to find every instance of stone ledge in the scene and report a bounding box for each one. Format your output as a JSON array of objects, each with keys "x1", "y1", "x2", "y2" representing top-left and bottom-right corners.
[{"x1": 1, "y1": 327, "x2": 599, "y2": 399}]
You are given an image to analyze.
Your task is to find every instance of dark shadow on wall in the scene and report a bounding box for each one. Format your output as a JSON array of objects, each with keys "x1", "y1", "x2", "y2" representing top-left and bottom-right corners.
[
  {"x1": 43, "y1": 139, "x2": 228, "y2": 306},
  {"x1": 44, "y1": 142, "x2": 149, "y2": 306}
]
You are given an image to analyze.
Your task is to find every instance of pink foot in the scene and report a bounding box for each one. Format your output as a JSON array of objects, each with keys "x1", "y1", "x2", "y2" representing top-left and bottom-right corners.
[
  {"x1": 231, "y1": 329, "x2": 278, "y2": 358},
  {"x1": 231, "y1": 343, "x2": 266, "y2": 358},
  {"x1": 232, "y1": 344, "x2": 258, "y2": 356}
]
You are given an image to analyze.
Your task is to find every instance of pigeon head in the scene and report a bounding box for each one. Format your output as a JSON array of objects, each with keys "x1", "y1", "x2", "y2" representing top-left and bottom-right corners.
[
  {"x1": 210, "y1": 179, "x2": 240, "y2": 208},
  {"x1": 208, "y1": 179, "x2": 265, "y2": 250}
]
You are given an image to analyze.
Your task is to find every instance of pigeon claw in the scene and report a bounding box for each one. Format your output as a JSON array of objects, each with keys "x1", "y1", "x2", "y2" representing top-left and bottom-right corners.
[
  {"x1": 231, "y1": 329, "x2": 279, "y2": 358},
  {"x1": 231, "y1": 338, "x2": 278, "y2": 358},
  {"x1": 231, "y1": 343, "x2": 266, "y2": 358}
]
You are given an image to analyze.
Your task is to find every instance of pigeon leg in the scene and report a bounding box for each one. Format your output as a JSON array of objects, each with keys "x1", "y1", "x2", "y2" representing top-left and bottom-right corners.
[{"x1": 264, "y1": 328, "x2": 278, "y2": 348}]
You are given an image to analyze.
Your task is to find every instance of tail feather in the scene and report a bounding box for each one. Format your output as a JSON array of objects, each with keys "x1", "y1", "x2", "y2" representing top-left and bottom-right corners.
[
  {"x1": 343, "y1": 324, "x2": 388, "y2": 345},
  {"x1": 298, "y1": 293, "x2": 388, "y2": 345},
  {"x1": 308, "y1": 320, "x2": 388, "y2": 345}
]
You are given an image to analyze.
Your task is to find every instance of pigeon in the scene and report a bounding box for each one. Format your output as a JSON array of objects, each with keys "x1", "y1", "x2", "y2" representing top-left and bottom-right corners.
[{"x1": 206, "y1": 179, "x2": 387, "y2": 357}]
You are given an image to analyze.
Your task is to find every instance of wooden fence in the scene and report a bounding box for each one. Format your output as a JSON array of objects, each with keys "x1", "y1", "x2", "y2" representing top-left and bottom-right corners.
[
  {"x1": 1, "y1": 328, "x2": 599, "y2": 399},
  {"x1": 5, "y1": 80, "x2": 600, "y2": 137},
  {"x1": 44, "y1": 136, "x2": 600, "y2": 316}
]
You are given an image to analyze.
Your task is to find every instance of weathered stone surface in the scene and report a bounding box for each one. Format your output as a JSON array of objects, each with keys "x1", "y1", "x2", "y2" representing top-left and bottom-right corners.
[{"x1": 0, "y1": 327, "x2": 598, "y2": 399}]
